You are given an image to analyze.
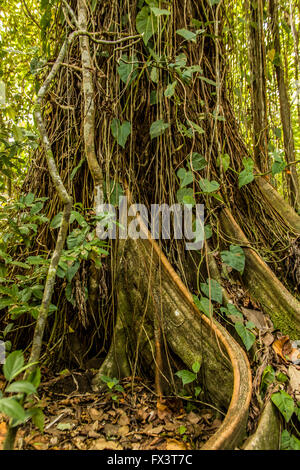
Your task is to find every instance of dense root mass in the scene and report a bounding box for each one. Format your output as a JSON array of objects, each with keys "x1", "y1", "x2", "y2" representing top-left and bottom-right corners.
[{"x1": 3, "y1": 0, "x2": 300, "y2": 450}]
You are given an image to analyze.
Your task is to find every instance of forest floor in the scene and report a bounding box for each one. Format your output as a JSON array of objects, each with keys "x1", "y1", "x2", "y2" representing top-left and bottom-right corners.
[{"x1": 0, "y1": 371, "x2": 222, "y2": 450}]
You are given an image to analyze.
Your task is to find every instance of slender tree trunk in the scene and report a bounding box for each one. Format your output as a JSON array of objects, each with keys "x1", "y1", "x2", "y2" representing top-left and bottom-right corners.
[
  {"x1": 248, "y1": 0, "x2": 269, "y2": 172},
  {"x1": 289, "y1": 0, "x2": 300, "y2": 129},
  {"x1": 269, "y1": 0, "x2": 300, "y2": 210}
]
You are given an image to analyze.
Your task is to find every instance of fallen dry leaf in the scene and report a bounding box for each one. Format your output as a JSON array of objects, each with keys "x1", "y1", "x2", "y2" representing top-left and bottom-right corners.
[
  {"x1": 165, "y1": 438, "x2": 188, "y2": 450},
  {"x1": 273, "y1": 336, "x2": 292, "y2": 361},
  {"x1": 90, "y1": 438, "x2": 123, "y2": 450},
  {"x1": 157, "y1": 401, "x2": 171, "y2": 421},
  {"x1": 187, "y1": 411, "x2": 200, "y2": 424},
  {"x1": 88, "y1": 407, "x2": 104, "y2": 421},
  {"x1": 118, "y1": 425, "x2": 130, "y2": 436},
  {"x1": 118, "y1": 412, "x2": 130, "y2": 426}
]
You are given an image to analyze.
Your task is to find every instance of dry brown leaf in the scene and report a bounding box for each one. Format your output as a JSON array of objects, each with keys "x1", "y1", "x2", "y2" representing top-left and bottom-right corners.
[
  {"x1": 118, "y1": 425, "x2": 130, "y2": 436},
  {"x1": 147, "y1": 425, "x2": 163, "y2": 435},
  {"x1": 165, "y1": 438, "x2": 188, "y2": 450},
  {"x1": 157, "y1": 401, "x2": 171, "y2": 421},
  {"x1": 90, "y1": 438, "x2": 123, "y2": 450},
  {"x1": 88, "y1": 407, "x2": 104, "y2": 421},
  {"x1": 103, "y1": 423, "x2": 120, "y2": 436},
  {"x1": 187, "y1": 411, "x2": 200, "y2": 424},
  {"x1": 118, "y1": 412, "x2": 130, "y2": 426},
  {"x1": 241, "y1": 308, "x2": 267, "y2": 330},
  {"x1": 272, "y1": 336, "x2": 292, "y2": 361}
]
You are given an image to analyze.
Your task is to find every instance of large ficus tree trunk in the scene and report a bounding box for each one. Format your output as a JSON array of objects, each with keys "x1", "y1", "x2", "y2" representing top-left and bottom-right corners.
[{"x1": 23, "y1": 0, "x2": 300, "y2": 447}]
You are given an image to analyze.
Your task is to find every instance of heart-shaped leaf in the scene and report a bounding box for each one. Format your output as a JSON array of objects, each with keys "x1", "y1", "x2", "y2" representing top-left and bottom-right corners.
[{"x1": 111, "y1": 119, "x2": 131, "y2": 148}]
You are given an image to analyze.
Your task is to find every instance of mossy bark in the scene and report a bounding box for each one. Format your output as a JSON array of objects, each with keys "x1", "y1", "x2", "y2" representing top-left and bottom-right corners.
[
  {"x1": 220, "y1": 207, "x2": 300, "y2": 337},
  {"x1": 94, "y1": 230, "x2": 252, "y2": 449}
]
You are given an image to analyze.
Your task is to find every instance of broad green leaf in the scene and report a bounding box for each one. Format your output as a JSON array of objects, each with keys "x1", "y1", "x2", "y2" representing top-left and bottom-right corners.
[
  {"x1": 176, "y1": 187, "x2": 194, "y2": 205},
  {"x1": 150, "y1": 67, "x2": 159, "y2": 83},
  {"x1": 150, "y1": 7, "x2": 170, "y2": 16},
  {"x1": 117, "y1": 54, "x2": 138, "y2": 84},
  {"x1": 189, "y1": 121, "x2": 205, "y2": 135},
  {"x1": 200, "y1": 76, "x2": 217, "y2": 86},
  {"x1": 192, "y1": 361, "x2": 201, "y2": 374},
  {"x1": 164, "y1": 81, "x2": 177, "y2": 98},
  {"x1": 193, "y1": 295, "x2": 213, "y2": 318},
  {"x1": 3, "y1": 350, "x2": 24, "y2": 381},
  {"x1": 0, "y1": 398, "x2": 26, "y2": 422},
  {"x1": 234, "y1": 322, "x2": 255, "y2": 351},
  {"x1": 190, "y1": 153, "x2": 207, "y2": 171},
  {"x1": 238, "y1": 169, "x2": 254, "y2": 188},
  {"x1": 220, "y1": 303, "x2": 243, "y2": 321},
  {"x1": 50, "y1": 212, "x2": 63, "y2": 229},
  {"x1": 0, "y1": 298, "x2": 15, "y2": 310},
  {"x1": 24, "y1": 193, "x2": 35, "y2": 205},
  {"x1": 200, "y1": 279, "x2": 222, "y2": 304},
  {"x1": 27, "y1": 256, "x2": 47, "y2": 265},
  {"x1": 27, "y1": 407, "x2": 44, "y2": 432},
  {"x1": 6, "y1": 380, "x2": 37, "y2": 395},
  {"x1": 176, "y1": 29, "x2": 197, "y2": 42},
  {"x1": 281, "y1": 430, "x2": 300, "y2": 450},
  {"x1": 136, "y1": 6, "x2": 158, "y2": 45},
  {"x1": 111, "y1": 119, "x2": 131, "y2": 148},
  {"x1": 199, "y1": 178, "x2": 220, "y2": 193},
  {"x1": 175, "y1": 369, "x2": 197, "y2": 386},
  {"x1": 239, "y1": 157, "x2": 255, "y2": 188},
  {"x1": 30, "y1": 202, "x2": 44, "y2": 215},
  {"x1": 271, "y1": 391, "x2": 295, "y2": 423},
  {"x1": 27, "y1": 367, "x2": 41, "y2": 389},
  {"x1": 217, "y1": 153, "x2": 230, "y2": 173},
  {"x1": 271, "y1": 150, "x2": 286, "y2": 176},
  {"x1": 204, "y1": 224, "x2": 212, "y2": 240},
  {"x1": 177, "y1": 169, "x2": 193, "y2": 188},
  {"x1": 150, "y1": 119, "x2": 170, "y2": 139},
  {"x1": 261, "y1": 365, "x2": 275, "y2": 391},
  {"x1": 221, "y1": 245, "x2": 245, "y2": 274}
]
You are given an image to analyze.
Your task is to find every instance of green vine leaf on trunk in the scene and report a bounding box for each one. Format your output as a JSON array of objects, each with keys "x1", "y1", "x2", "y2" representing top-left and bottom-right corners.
[
  {"x1": 221, "y1": 245, "x2": 245, "y2": 274},
  {"x1": 189, "y1": 153, "x2": 207, "y2": 171},
  {"x1": 198, "y1": 178, "x2": 220, "y2": 193},
  {"x1": 271, "y1": 391, "x2": 295, "y2": 423},
  {"x1": 238, "y1": 157, "x2": 254, "y2": 188},
  {"x1": 117, "y1": 54, "x2": 138, "y2": 84},
  {"x1": 150, "y1": 7, "x2": 171, "y2": 17},
  {"x1": 111, "y1": 119, "x2": 131, "y2": 148},
  {"x1": 234, "y1": 322, "x2": 255, "y2": 351},
  {"x1": 217, "y1": 153, "x2": 230, "y2": 173},
  {"x1": 200, "y1": 279, "x2": 223, "y2": 304},
  {"x1": 177, "y1": 168, "x2": 193, "y2": 188},
  {"x1": 164, "y1": 80, "x2": 177, "y2": 98},
  {"x1": 175, "y1": 369, "x2": 197, "y2": 386},
  {"x1": 136, "y1": 6, "x2": 158, "y2": 45},
  {"x1": 150, "y1": 119, "x2": 170, "y2": 139},
  {"x1": 176, "y1": 29, "x2": 197, "y2": 42},
  {"x1": 193, "y1": 295, "x2": 213, "y2": 318}
]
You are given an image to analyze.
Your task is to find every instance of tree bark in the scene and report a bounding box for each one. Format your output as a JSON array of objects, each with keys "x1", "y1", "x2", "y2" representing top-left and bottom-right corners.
[{"x1": 269, "y1": 0, "x2": 300, "y2": 210}]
